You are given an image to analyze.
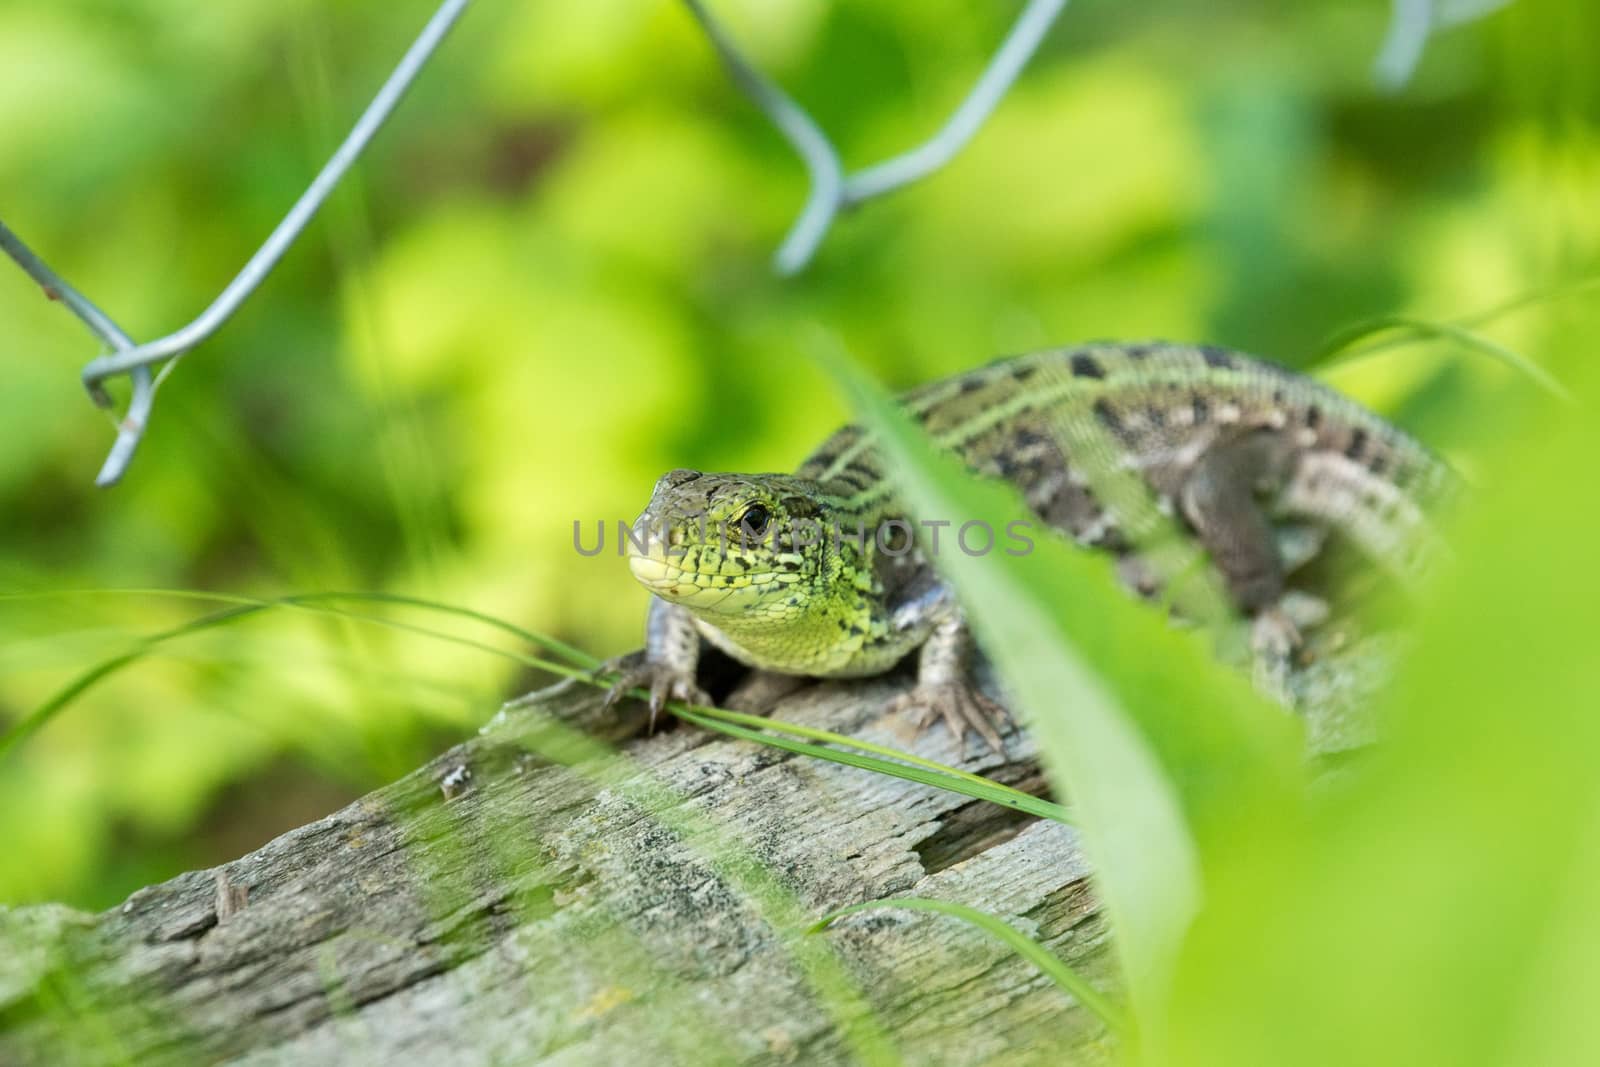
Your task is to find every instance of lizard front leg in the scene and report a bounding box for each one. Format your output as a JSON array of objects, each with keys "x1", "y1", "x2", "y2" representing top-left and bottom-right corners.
[
  {"x1": 601, "y1": 596, "x2": 710, "y2": 728},
  {"x1": 886, "y1": 606, "x2": 1010, "y2": 754}
]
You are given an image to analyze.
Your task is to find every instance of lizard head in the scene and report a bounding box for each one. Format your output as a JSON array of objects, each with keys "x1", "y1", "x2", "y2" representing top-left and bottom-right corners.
[{"x1": 624, "y1": 468, "x2": 857, "y2": 623}]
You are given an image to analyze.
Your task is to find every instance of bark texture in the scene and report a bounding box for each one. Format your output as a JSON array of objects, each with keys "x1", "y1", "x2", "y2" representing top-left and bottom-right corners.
[{"x1": 0, "y1": 662, "x2": 1119, "y2": 1066}]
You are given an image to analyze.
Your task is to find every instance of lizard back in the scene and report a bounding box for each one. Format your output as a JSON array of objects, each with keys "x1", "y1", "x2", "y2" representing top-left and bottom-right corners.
[{"x1": 795, "y1": 341, "x2": 1454, "y2": 585}]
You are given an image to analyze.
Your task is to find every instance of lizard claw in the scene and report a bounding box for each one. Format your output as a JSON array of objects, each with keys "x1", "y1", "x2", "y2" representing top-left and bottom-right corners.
[
  {"x1": 601, "y1": 661, "x2": 710, "y2": 732},
  {"x1": 1250, "y1": 603, "x2": 1309, "y2": 706},
  {"x1": 888, "y1": 681, "x2": 1011, "y2": 755}
]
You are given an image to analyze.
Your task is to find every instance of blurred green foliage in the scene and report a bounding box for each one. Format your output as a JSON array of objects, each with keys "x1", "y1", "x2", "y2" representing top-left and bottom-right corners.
[{"x1": 0, "y1": 0, "x2": 1594, "y2": 924}]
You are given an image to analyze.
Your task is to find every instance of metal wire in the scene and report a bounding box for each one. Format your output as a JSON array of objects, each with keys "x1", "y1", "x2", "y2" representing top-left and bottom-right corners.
[
  {"x1": 0, "y1": 222, "x2": 153, "y2": 486},
  {"x1": 0, "y1": 0, "x2": 471, "y2": 487},
  {"x1": 841, "y1": 0, "x2": 1068, "y2": 204},
  {"x1": 0, "y1": 0, "x2": 1513, "y2": 487},
  {"x1": 684, "y1": 0, "x2": 1068, "y2": 276},
  {"x1": 680, "y1": 0, "x2": 846, "y2": 277},
  {"x1": 1374, "y1": 0, "x2": 1513, "y2": 91},
  {"x1": 1374, "y1": 0, "x2": 1437, "y2": 90}
]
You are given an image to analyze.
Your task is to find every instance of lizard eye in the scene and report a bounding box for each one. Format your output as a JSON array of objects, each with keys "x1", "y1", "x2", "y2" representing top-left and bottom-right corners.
[{"x1": 737, "y1": 504, "x2": 771, "y2": 540}]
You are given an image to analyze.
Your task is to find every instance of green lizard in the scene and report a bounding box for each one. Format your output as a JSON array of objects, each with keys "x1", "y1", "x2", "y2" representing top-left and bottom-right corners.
[{"x1": 604, "y1": 341, "x2": 1453, "y2": 750}]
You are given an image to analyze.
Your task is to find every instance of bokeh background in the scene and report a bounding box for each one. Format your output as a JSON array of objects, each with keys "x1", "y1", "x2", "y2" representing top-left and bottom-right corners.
[{"x1": 1, "y1": 0, "x2": 1594, "y2": 909}]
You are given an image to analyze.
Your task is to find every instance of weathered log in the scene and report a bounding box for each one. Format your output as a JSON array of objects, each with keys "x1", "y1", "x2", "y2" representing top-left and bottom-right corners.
[{"x1": 0, "y1": 662, "x2": 1118, "y2": 1066}]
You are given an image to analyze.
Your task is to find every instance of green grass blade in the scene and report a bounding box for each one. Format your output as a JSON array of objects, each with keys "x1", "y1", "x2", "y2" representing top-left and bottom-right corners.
[
  {"x1": 315, "y1": 590, "x2": 600, "y2": 668},
  {"x1": 1451, "y1": 274, "x2": 1600, "y2": 330},
  {"x1": 680, "y1": 701, "x2": 1058, "y2": 814},
  {"x1": 1316, "y1": 314, "x2": 1575, "y2": 404},
  {"x1": 0, "y1": 587, "x2": 600, "y2": 669},
  {"x1": 0, "y1": 594, "x2": 586, "y2": 759},
  {"x1": 811, "y1": 896, "x2": 1128, "y2": 1034},
  {"x1": 808, "y1": 332, "x2": 1306, "y2": 1038},
  {"x1": 4, "y1": 591, "x2": 1067, "y2": 829},
  {"x1": 0, "y1": 649, "x2": 144, "y2": 759},
  {"x1": 0, "y1": 603, "x2": 267, "y2": 759},
  {"x1": 811, "y1": 337, "x2": 1197, "y2": 1024},
  {"x1": 671, "y1": 707, "x2": 1072, "y2": 823}
]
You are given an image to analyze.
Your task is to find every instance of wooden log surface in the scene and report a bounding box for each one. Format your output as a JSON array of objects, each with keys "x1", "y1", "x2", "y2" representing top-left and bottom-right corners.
[{"x1": 0, "y1": 659, "x2": 1121, "y2": 1066}]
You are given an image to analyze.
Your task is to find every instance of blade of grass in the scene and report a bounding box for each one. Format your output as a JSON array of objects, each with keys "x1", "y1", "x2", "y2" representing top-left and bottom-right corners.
[
  {"x1": 4, "y1": 591, "x2": 1064, "y2": 826},
  {"x1": 0, "y1": 587, "x2": 600, "y2": 669},
  {"x1": 811, "y1": 337, "x2": 1196, "y2": 1028},
  {"x1": 807, "y1": 330, "x2": 1305, "y2": 1041},
  {"x1": 1321, "y1": 273, "x2": 1600, "y2": 370},
  {"x1": 677, "y1": 700, "x2": 1062, "y2": 816},
  {"x1": 672, "y1": 707, "x2": 1071, "y2": 823},
  {"x1": 1316, "y1": 314, "x2": 1575, "y2": 404},
  {"x1": 811, "y1": 896, "x2": 1128, "y2": 1034},
  {"x1": 0, "y1": 604, "x2": 263, "y2": 758},
  {"x1": 333, "y1": 590, "x2": 600, "y2": 668},
  {"x1": 1450, "y1": 273, "x2": 1600, "y2": 328}
]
